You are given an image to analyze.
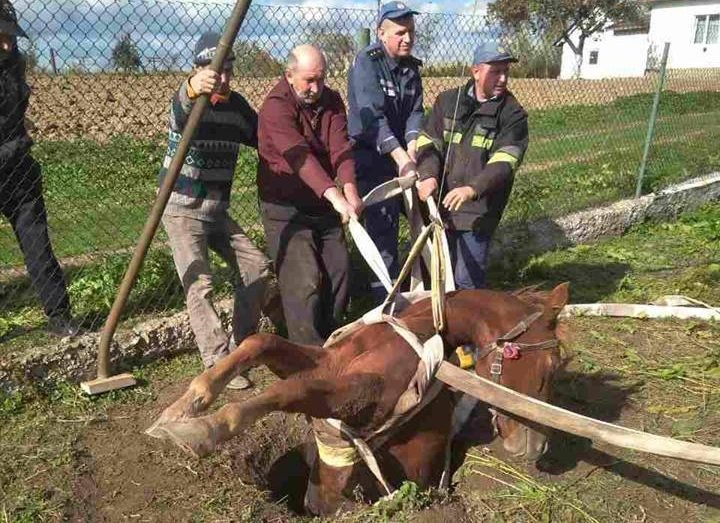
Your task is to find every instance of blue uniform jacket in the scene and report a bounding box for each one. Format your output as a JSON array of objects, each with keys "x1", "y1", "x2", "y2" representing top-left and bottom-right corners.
[{"x1": 346, "y1": 42, "x2": 424, "y2": 165}]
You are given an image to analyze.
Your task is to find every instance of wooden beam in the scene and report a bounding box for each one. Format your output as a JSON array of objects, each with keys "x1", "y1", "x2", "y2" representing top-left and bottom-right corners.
[{"x1": 435, "y1": 362, "x2": 720, "y2": 466}]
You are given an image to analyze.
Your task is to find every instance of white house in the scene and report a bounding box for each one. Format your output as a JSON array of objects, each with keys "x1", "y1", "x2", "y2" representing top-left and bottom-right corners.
[{"x1": 558, "y1": 0, "x2": 720, "y2": 79}]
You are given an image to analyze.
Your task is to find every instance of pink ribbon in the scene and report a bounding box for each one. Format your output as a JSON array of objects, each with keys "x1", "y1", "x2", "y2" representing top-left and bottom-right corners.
[{"x1": 502, "y1": 342, "x2": 520, "y2": 360}]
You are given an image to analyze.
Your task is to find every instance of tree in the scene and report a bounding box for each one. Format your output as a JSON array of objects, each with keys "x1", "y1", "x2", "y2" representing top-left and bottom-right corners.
[
  {"x1": 112, "y1": 33, "x2": 143, "y2": 72},
  {"x1": 232, "y1": 40, "x2": 283, "y2": 77},
  {"x1": 488, "y1": 0, "x2": 643, "y2": 77},
  {"x1": 22, "y1": 42, "x2": 39, "y2": 73},
  {"x1": 303, "y1": 26, "x2": 355, "y2": 77}
]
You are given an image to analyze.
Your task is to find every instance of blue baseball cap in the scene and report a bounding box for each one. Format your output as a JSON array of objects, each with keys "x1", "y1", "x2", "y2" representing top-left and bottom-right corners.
[
  {"x1": 378, "y1": 1, "x2": 418, "y2": 24},
  {"x1": 472, "y1": 41, "x2": 517, "y2": 65}
]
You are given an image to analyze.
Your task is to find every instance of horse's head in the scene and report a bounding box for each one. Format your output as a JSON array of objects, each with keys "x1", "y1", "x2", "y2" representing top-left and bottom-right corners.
[{"x1": 472, "y1": 282, "x2": 569, "y2": 461}]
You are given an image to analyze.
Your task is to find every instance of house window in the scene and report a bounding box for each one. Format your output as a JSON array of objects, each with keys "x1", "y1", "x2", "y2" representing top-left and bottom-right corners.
[
  {"x1": 694, "y1": 14, "x2": 719, "y2": 44},
  {"x1": 589, "y1": 50, "x2": 599, "y2": 64}
]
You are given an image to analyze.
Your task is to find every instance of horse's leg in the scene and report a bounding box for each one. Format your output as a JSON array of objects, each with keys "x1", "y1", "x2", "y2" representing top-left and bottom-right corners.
[
  {"x1": 381, "y1": 387, "x2": 455, "y2": 489},
  {"x1": 154, "y1": 372, "x2": 383, "y2": 457},
  {"x1": 147, "y1": 333, "x2": 326, "y2": 436}
]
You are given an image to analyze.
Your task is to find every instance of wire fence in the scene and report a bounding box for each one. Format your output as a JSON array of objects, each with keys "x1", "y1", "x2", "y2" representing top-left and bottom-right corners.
[{"x1": 2, "y1": 0, "x2": 720, "y2": 346}]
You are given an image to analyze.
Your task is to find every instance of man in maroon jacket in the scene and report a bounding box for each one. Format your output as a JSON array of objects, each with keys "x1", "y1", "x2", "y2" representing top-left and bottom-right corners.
[{"x1": 257, "y1": 44, "x2": 363, "y2": 345}]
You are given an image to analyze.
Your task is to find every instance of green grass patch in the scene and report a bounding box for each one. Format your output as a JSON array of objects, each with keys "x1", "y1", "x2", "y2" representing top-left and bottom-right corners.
[{"x1": 494, "y1": 202, "x2": 720, "y2": 305}]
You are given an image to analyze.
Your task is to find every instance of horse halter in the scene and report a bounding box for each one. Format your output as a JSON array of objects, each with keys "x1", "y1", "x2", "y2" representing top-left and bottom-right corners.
[{"x1": 471, "y1": 308, "x2": 559, "y2": 383}]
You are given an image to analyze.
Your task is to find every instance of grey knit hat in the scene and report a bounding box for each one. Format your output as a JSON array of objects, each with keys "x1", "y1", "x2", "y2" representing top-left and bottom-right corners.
[{"x1": 193, "y1": 31, "x2": 235, "y2": 67}]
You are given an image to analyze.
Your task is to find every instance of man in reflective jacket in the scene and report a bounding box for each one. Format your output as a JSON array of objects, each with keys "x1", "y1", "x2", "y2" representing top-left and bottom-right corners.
[{"x1": 415, "y1": 41, "x2": 529, "y2": 289}]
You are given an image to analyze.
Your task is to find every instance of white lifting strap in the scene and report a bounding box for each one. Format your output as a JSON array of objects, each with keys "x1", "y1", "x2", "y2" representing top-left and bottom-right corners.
[{"x1": 348, "y1": 176, "x2": 455, "y2": 296}]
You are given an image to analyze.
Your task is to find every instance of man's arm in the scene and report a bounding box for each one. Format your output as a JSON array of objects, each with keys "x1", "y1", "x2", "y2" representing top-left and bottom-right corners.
[
  {"x1": 414, "y1": 94, "x2": 446, "y2": 201},
  {"x1": 349, "y1": 53, "x2": 403, "y2": 157},
  {"x1": 404, "y1": 70, "x2": 424, "y2": 162},
  {"x1": 444, "y1": 105, "x2": 528, "y2": 212},
  {"x1": 169, "y1": 69, "x2": 220, "y2": 132},
  {"x1": 233, "y1": 94, "x2": 259, "y2": 149},
  {"x1": 327, "y1": 96, "x2": 363, "y2": 217}
]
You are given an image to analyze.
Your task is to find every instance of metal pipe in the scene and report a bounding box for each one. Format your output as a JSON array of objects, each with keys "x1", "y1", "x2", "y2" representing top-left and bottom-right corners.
[
  {"x1": 96, "y1": 0, "x2": 254, "y2": 379},
  {"x1": 635, "y1": 42, "x2": 670, "y2": 198}
]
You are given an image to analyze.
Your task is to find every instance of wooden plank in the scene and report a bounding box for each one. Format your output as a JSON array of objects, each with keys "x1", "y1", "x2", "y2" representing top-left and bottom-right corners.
[
  {"x1": 80, "y1": 373, "x2": 136, "y2": 395},
  {"x1": 435, "y1": 361, "x2": 720, "y2": 466}
]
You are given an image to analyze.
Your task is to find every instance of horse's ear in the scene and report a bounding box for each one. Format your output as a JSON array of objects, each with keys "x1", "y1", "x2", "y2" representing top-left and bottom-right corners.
[{"x1": 546, "y1": 282, "x2": 569, "y2": 313}]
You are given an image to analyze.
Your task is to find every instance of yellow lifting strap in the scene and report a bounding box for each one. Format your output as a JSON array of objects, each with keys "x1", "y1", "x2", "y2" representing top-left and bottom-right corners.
[
  {"x1": 315, "y1": 434, "x2": 361, "y2": 468},
  {"x1": 430, "y1": 222, "x2": 447, "y2": 334}
]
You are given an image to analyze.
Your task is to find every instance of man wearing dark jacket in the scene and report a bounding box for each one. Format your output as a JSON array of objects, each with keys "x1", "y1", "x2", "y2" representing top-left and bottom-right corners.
[
  {"x1": 257, "y1": 44, "x2": 363, "y2": 345},
  {"x1": 415, "y1": 41, "x2": 529, "y2": 288},
  {"x1": 0, "y1": 0, "x2": 78, "y2": 336}
]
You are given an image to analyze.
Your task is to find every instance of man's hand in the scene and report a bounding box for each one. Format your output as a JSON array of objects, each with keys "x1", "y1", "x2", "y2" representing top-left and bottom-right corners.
[
  {"x1": 188, "y1": 69, "x2": 221, "y2": 96},
  {"x1": 407, "y1": 139, "x2": 417, "y2": 162},
  {"x1": 442, "y1": 186, "x2": 477, "y2": 211},
  {"x1": 398, "y1": 160, "x2": 417, "y2": 178},
  {"x1": 343, "y1": 183, "x2": 364, "y2": 217},
  {"x1": 416, "y1": 177, "x2": 438, "y2": 202},
  {"x1": 324, "y1": 187, "x2": 358, "y2": 224}
]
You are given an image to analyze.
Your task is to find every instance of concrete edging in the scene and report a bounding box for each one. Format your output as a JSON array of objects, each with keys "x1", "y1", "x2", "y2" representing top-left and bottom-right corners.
[
  {"x1": 490, "y1": 172, "x2": 720, "y2": 266},
  {"x1": 1, "y1": 172, "x2": 719, "y2": 392}
]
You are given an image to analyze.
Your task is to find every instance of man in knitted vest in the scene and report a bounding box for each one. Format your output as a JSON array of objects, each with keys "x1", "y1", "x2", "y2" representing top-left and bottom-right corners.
[{"x1": 160, "y1": 32, "x2": 281, "y2": 390}]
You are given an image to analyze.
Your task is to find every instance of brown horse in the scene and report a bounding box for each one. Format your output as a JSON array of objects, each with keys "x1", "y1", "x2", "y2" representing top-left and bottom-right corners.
[{"x1": 147, "y1": 283, "x2": 568, "y2": 514}]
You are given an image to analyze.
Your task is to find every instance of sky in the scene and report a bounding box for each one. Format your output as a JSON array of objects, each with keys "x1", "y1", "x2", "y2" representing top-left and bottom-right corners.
[{"x1": 15, "y1": 0, "x2": 493, "y2": 71}]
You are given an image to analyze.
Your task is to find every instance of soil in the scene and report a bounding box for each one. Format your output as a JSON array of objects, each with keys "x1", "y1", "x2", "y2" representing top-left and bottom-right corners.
[{"x1": 26, "y1": 69, "x2": 720, "y2": 142}]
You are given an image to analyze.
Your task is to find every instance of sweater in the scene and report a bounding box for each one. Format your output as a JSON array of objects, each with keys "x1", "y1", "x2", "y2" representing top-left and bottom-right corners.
[
  {"x1": 159, "y1": 80, "x2": 258, "y2": 221},
  {"x1": 256, "y1": 77, "x2": 355, "y2": 216}
]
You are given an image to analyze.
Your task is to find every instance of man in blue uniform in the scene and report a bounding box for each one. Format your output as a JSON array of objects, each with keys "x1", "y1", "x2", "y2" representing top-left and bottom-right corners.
[{"x1": 347, "y1": 1, "x2": 423, "y2": 300}]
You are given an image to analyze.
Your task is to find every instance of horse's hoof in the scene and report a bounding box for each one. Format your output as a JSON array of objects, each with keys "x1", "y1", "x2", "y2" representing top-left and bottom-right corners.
[
  {"x1": 144, "y1": 420, "x2": 167, "y2": 439},
  {"x1": 156, "y1": 419, "x2": 217, "y2": 458}
]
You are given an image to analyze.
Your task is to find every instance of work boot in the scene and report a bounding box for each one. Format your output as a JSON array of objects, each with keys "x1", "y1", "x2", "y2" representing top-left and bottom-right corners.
[{"x1": 47, "y1": 314, "x2": 81, "y2": 338}]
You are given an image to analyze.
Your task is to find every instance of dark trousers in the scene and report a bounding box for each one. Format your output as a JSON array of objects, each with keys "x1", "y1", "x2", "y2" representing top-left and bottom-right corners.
[
  {"x1": 0, "y1": 157, "x2": 70, "y2": 318},
  {"x1": 447, "y1": 229, "x2": 492, "y2": 289},
  {"x1": 355, "y1": 151, "x2": 401, "y2": 302},
  {"x1": 260, "y1": 201, "x2": 349, "y2": 346}
]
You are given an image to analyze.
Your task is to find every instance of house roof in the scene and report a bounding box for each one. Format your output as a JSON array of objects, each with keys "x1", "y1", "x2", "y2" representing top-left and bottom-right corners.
[{"x1": 608, "y1": 15, "x2": 650, "y2": 33}]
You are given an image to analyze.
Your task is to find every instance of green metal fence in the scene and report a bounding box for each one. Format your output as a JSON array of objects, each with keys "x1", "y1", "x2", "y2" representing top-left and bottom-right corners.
[{"x1": 2, "y1": 0, "x2": 720, "y2": 346}]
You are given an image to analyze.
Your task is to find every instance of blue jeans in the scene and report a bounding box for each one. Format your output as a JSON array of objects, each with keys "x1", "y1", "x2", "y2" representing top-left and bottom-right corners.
[{"x1": 447, "y1": 229, "x2": 492, "y2": 289}]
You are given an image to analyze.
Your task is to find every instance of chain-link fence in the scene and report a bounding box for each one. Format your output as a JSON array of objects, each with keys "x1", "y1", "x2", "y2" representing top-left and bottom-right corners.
[{"x1": 1, "y1": 0, "x2": 720, "y2": 347}]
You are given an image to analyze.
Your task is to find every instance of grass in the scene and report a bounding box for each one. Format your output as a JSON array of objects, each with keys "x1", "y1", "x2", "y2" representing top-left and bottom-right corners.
[{"x1": 494, "y1": 203, "x2": 720, "y2": 305}]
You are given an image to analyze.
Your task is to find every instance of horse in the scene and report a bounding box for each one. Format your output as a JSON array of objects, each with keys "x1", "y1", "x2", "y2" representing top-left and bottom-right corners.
[{"x1": 146, "y1": 283, "x2": 568, "y2": 514}]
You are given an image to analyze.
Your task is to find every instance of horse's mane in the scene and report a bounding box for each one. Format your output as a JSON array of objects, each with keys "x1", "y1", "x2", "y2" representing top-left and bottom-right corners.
[
  {"x1": 512, "y1": 284, "x2": 570, "y2": 347},
  {"x1": 511, "y1": 284, "x2": 549, "y2": 306}
]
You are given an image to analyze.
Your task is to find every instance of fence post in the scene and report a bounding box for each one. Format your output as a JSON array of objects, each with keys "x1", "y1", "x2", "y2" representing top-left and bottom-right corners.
[
  {"x1": 49, "y1": 47, "x2": 58, "y2": 75},
  {"x1": 355, "y1": 28, "x2": 370, "y2": 52},
  {"x1": 635, "y1": 41, "x2": 670, "y2": 198}
]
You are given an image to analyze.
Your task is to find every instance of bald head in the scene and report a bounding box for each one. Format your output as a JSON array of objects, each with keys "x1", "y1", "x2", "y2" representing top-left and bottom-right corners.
[
  {"x1": 287, "y1": 44, "x2": 326, "y2": 72},
  {"x1": 286, "y1": 44, "x2": 326, "y2": 105}
]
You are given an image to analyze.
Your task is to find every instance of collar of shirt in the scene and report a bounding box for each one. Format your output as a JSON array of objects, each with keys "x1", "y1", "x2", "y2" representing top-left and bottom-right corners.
[
  {"x1": 374, "y1": 41, "x2": 415, "y2": 75},
  {"x1": 466, "y1": 81, "x2": 501, "y2": 105},
  {"x1": 281, "y1": 76, "x2": 325, "y2": 124}
]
